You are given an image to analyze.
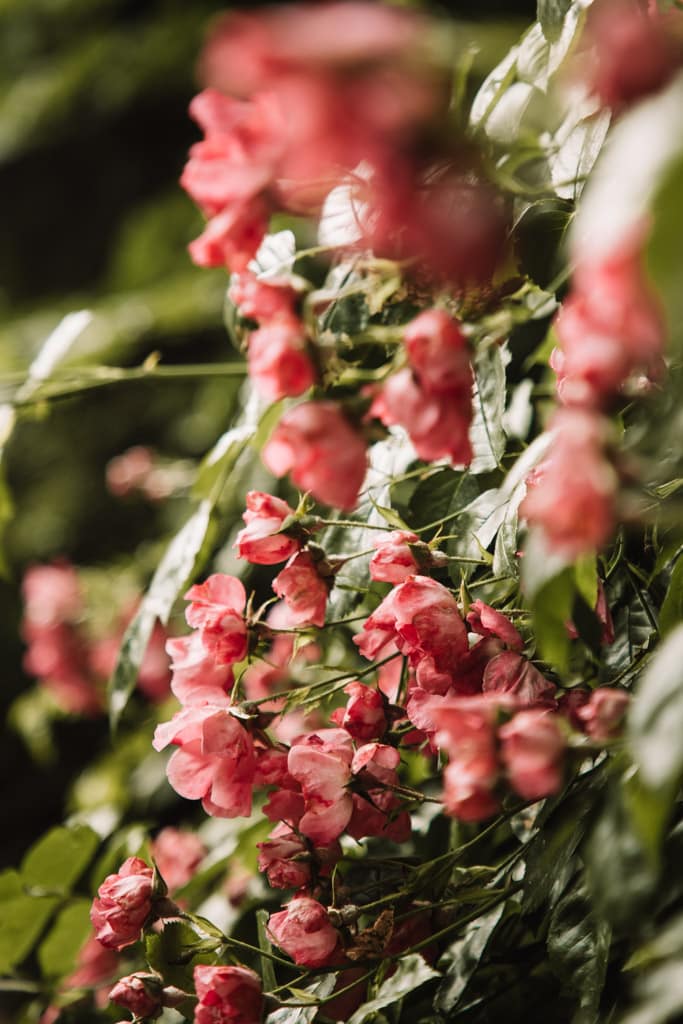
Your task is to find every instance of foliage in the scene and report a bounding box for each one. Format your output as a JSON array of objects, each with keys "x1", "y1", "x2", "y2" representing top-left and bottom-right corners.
[{"x1": 2, "y1": 2, "x2": 683, "y2": 1024}]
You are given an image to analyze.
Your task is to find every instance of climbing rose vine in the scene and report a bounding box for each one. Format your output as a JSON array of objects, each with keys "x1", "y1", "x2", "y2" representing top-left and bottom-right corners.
[{"x1": 6, "y1": 2, "x2": 683, "y2": 1024}]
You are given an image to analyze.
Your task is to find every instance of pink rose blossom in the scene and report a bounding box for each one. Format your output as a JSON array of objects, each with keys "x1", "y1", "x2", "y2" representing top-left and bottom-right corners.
[
  {"x1": 336, "y1": 681, "x2": 387, "y2": 742},
  {"x1": 466, "y1": 601, "x2": 523, "y2": 651},
  {"x1": 272, "y1": 550, "x2": 329, "y2": 627},
  {"x1": 553, "y1": 238, "x2": 665, "y2": 407},
  {"x1": 347, "y1": 743, "x2": 411, "y2": 842},
  {"x1": 267, "y1": 896, "x2": 339, "y2": 967},
  {"x1": 583, "y1": 0, "x2": 679, "y2": 112},
  {"x1": 166, "y1": 632, "x2": 234, "y2": 705},
  {"x1": 22, "y1": 563, "x2": 83, "y2": 627},
  {"x1": 193, "y1": 964, "x2": 263, "y2": 1024},
  {"x1": 257, "y1": 823, "x2": 311, "y2": 890},
  {"x1": 109, "y1": 973, "x2": 162, "y2": 1019},
  {"x1": 151, "y1": 828, "x2": 206, "y2": 892},
  {"x1": 431, "y1": 696, "x2": 510, "y2": 821},
  {"x1": 228, "y1": 270, "x2": 297, "y2": 321},
  {"x1": 248, "y1": 316, "x2": 316, "y2": 401},
  {"x1": 288, "y1": 729, "x2": 354, "y2": 844},
  {"x1": 181, "y1": 91, "x2": 281, "y2": 214},
  {"x1": 90, "y1": 858, "x2": 155, "y2": 950},
  {"x1": 184, "y1": 574, "x2": 248, "y2": 666},
  {"x1": 263, "y1": 401, "x2": 368, "y2": 510},
  {"x1": 64, "y1": 932, "x2": 118, "y2": 990},
  {"x1": 499, "y1": 710, "x2": 566, "y2": 801},
  {"x1": 263, "y1": 788, "x2": 305, "y2": 827},
  {"x1": 577, "y1": 687, "x2": 630, "y2": 740},
  {"x1": 188, "y1": 196, "x2": 270, "y2": 273},
  {"x1": 354, "y1": 576, "x2": 468, "y2": 691},
  {"x1": 235, "y1": 491, "x2": 300, "y2": 566},
  {"x1": 153, "y1": 704, "x2": 256, "y2": 818},
  {"x1": 520, "y1": 409, "x2": 617, "y2": 557},
  {"x1": 369, "y1": 530, "x2": 421, "y2": 584},
  {"x1": 370, "y1": 368, "x2": 473, "y2": 466},
  {"x1": 482, "y1": 652, "x2": 556, "y2": 706},
  {"x1": 403, "y1": 309, "x2": 472, "y2": 395}
]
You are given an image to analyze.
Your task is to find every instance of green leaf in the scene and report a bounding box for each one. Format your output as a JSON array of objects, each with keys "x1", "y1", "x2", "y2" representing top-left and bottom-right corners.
[
  {"x1": 0, "y1": 870, "x2": 22, "y2": 899},
  {"x1": 513, "y1": 199, "x2": 573, "y2": 289},
  {"x1": 647, "y1": 150, "x2": 683, "y2": 355},
  {"x1": 146, "y1": 921, "x2": 219, "y2": 995},
  {"x1": 629, "y1": 625, "x2": 683, "y2": 792},
  {"x1": 21, "y1": 825, "x2": 98, "y2": 894},
  {"x1": 192, "y1": 423, "x2": 256, "y2": 502},
  {"x1": 659, "y1": 555, "x2": 683, "y2": 637},
  {"x1": 584, "y1": 781, "x2": 657, "y2": 929},
  {"x1": 38, "y1": 899, "x2": 93, "y2": 979},
  {"x1": 619, "y1": 958, "x2": 683, "y2": 1024},
  {"x1": 346, "y1": 954, "x2": 440, "y2": 1024},
  {"x1": 257, "y1": 909, "x2": 277, "y2": 995},
  {"x1": 537, "y1": 0, "x2": 572, "y2": 39},
  {"x1": 469, "y1": 344, "x2": 507, "y2": 474},
  {"x1": 547, "y1": 886, "x2": 611, "y2": 1022},
  {"x1": 523, "y1": 782, "x2": 596, "y2": 913},
  {"x1": 266, "y1": 976, "x2": 337, "y2": 1024},
  {"x1": 435, "y1": 903, "x2": 506, "y2": 1013},
  {"x1": 0, "y1": 894, "x2": 61, "y2": 973},
  {"x1": 108, "y1": 499, "x2": 216, "y2": 730},
  {"x1": 530, "y1": 566, "x2": 574, "y2": 672},
  {"x1": 625, "y1": 911, "x2": 683, "y2": 972}
]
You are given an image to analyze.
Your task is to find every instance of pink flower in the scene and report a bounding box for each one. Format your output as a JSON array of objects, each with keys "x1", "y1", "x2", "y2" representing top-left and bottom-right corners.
[
  {"x1": 23, "y1": 622, "x2": 102, "y2": 716},
  {"x1": 263, "y1": 788, "x2": 305, "y2": 827},
  {"x1": 365, "y1": 167, "x2": 506, "y2": 287},
  {"x1": 153, "y1": 704, "x2": 256, "y2": 818},
  {"x1": 267, "y1": 896, "x2": 339, "y2": 967},
  {"x1": 106, "y1": 446, "x2": 155, "y2": 498},
  {"x1": 520, "y1": 409, "x2": 617, "y2": 558},
  {"x1": 272, "y1": 550, "x2": 329, "y2": 627},
  {"x1": 184, "y1": 574, "x2": 248, "y2": 666},
  {"x1": 228, "y1": 270, "x2": 297, "y2": 321},
  {"x1": 181, "y1": 91, "x2": 281, "y2": 214},
  {"x1": 354, "y1": 576, "x2": 468, "y2": 692},
  {"x1": 188, "y1": 196, "x2": 270, "y2": 273},
  {"x1": 466, "y1": 601, "x2": 523, "y2": 651},
  {"x1": 193, "y1": 964, "x2": 263, "y2": 1024},
  {"x1": 347, "y1": 743, "x2": 411, "y2": 842},
  {"x1": 109, "y1": 973, "x2": 162, "y2": 1019},
  {"x1": 257, "y1": 823, "x2": 311, "y2": 890},
  {"x1": 430, "y1": 696, "x2": 510, "y2": 821},
  {"x1": 248, "y1": 316, "x2": 315, "y2": 401},
  {"x1": 370, "y1": 368, "x2": 472, "y2": 466},
  {"x1": 166, "y1": 632, "x2": 233, "y2": 705},
  {"x1": 482, "y1": 652, "x2": 556, "y2": 706},
  {"x1": 369, "y1": 530, "x2": 421, "y2": 584},
  {"x1": 336, "y1": 681, "x2": 387, "y2": 742},
  {"x1": 404, "y1": 309, "x2": 472, "y2": 395},
  {"x1": 151, "y1": 828, "x2": 206, "y2": 892},
  {"x1": 90, "y1": 858, "x2": 154, "y2": 950},
  {"x1": 288, "y1": 728, "x2": 354, "y2": 844},
  {"x1": 553, "y1": 238, "x2": 665, "y2": 408},
  {"x1": 22, "y1": 563, "x2": 83, "y2": 627},
  {"x1": 499, "y1": 710, "x2": 566, "y2": 801},
  {"x1": 235, "y1": 491, "x2": 300, "y2": 566},
  {"x1": 583, "y1": 0, "x2": 678, "y2": 112},
  {"x1": 64, "y1": 932, "x2": 117, "y2": 990},
  {"x1": 577, "y1": 687, "x2": 630, "y2": 740},
  {"x1": 263, "y1": 401, "x2": 368, "y2": 510}
]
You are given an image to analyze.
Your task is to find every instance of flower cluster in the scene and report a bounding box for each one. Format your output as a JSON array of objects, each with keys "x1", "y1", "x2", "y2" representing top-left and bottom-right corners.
[{"x1": 22, "y1": 562, "x2": 171, "y2": 714}]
